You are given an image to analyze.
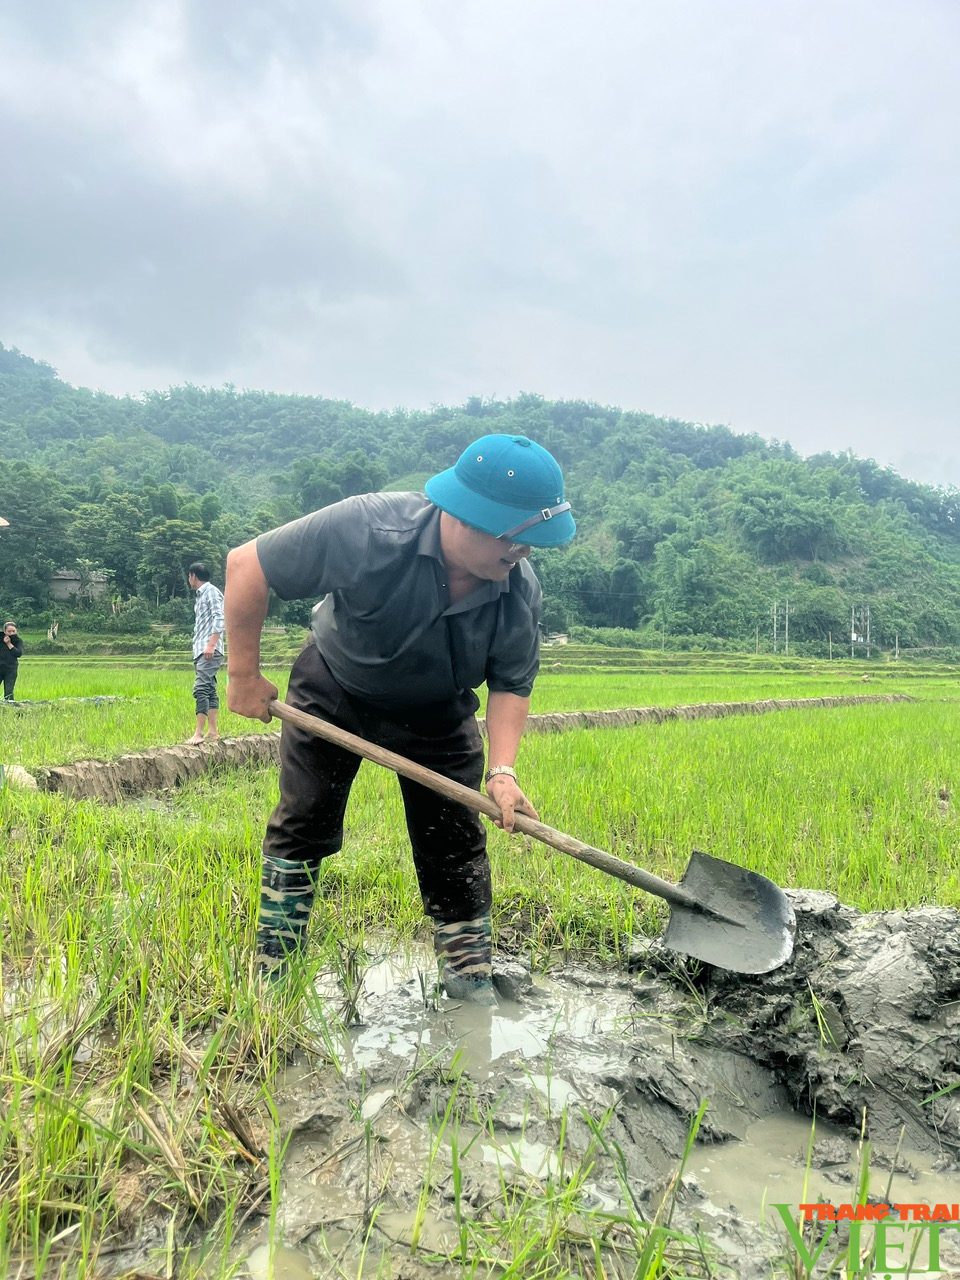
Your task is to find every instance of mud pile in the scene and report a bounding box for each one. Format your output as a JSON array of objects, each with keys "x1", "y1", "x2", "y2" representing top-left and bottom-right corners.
[
  {"x1": 691, "y1": 891, "x2": 960, "y2": 1154},
  {"x1": 244, "y1": 894, "x2": 960, "y2": 1279}
]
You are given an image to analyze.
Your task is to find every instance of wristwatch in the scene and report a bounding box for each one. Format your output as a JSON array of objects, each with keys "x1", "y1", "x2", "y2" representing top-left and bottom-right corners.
[{"x1": 485, "y1": 765, "x2": 517, "y2": 785}]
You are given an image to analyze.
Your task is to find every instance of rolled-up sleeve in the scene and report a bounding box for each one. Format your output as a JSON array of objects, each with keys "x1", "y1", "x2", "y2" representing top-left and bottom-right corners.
[
  {"x1": 209, "y1": 587, "x2": 225, "y2": 636},
  {"x1": 256, "y1": 498, "x2": 372, "y2": 601},
  {"x1": 485, "y1": 568, "x2": 542, "y2": 697}
]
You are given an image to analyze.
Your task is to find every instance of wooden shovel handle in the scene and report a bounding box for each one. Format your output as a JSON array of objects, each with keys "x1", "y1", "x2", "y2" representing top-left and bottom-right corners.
[{"x1": 268, "y1": 699, "x2": 697, "y2": 911}]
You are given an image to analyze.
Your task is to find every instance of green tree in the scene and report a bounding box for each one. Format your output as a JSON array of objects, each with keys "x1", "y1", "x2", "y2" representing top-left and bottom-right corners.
[
  {"x1": 609, "y1": 559, "x2": 643, "y2": 628},
  {"x1": 138, "y1": 520, "x2": 219, "y2": 603},
  {"x1": 67, "y1": 494, "x2": 150, "y2": 597},
  {"x1": 0, "y1": 463, "x2": 73, "y2": 603},
  {"x1": 199, "y1": 492, "x2": 222, "y2": 529}
]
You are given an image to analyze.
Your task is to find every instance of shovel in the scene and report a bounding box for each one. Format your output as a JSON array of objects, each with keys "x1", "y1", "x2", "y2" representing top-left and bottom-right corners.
[{"x1": 269, "y1": 700, "x2": 796, "y2": 975}]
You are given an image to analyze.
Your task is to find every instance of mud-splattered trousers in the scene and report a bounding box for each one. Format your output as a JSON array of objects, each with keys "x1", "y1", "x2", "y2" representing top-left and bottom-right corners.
[
  {"x1": 257, "y1": 643, "x2": 491, "y2": 963},
  {"x1": 192, "y1": 654, "x2": 223, "y2": 715}
]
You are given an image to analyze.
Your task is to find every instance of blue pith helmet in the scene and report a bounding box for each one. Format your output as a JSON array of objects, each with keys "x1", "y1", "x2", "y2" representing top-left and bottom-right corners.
[{"x1": 425, "y1": 435, "x2": 576, "y2": 547}]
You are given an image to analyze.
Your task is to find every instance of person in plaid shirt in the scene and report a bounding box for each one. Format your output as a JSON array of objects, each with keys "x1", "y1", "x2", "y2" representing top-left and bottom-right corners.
[{"x1": 187, "y1": 562, "x2": 225, "y2": 744}]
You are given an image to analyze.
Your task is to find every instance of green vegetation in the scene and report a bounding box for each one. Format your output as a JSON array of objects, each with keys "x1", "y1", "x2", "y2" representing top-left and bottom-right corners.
[{"x1": 3, "y1": 343, "x2": 960, "y2": 654}]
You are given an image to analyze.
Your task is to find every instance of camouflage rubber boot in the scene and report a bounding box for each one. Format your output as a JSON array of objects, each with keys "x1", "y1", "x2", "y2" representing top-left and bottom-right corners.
[
  {"x1": 255, "y1": 853, "x2": 318, "y2": 982},
  {"x1": 432, "y1": 915, "x2": 498, "y2": 1007}
]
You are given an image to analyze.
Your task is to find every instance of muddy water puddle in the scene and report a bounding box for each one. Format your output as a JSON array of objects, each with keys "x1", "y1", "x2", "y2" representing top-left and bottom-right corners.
[
  {"x1": 331, "y1": 942, "x2": 632, "y2": 1079},
  {"x1": 3, "y1": 965, "x2": 119, "y2": 1064},
  {"x1": 234, "y1": 897, "x2": 960, "y2": 1278},
  {"x1": 696, "y1": 1112, "x2": 960, "y2": 1275},
  {"x1": 697, "y1": 1111, "x2": 960, "y2": 1210}
]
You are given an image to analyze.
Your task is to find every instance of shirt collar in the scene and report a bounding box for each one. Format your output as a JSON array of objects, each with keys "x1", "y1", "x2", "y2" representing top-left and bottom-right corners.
[
  {"x1": 417, "y1": 506, "x2": 444, "y2": 560},
  {"x1": 420, "y1": 504, "x2": 511, "y2": 607}
]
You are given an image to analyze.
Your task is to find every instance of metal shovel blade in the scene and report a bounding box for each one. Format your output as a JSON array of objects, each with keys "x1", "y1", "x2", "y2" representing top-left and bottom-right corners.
[{"x1": 663, "y1": 850, "x2": 797, "y2": 975}]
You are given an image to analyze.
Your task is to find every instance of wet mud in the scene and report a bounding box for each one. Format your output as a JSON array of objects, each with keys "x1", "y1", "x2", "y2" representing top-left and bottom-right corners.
[
  {"x1": 28, "y1": 694, "x2": 913, "y2": 802},
  {"x1": 234, "y1": 892, "x2": 960, "y2": 1278}
]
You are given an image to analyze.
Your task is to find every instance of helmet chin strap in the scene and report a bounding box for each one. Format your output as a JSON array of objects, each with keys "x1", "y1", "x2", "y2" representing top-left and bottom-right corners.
[{"x1": 499, "y1": 500, "x2": 572, "y2": 541}]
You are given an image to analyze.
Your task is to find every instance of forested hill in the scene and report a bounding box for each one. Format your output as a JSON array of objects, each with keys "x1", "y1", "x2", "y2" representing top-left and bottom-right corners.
[{"x1": 2, "y1": 342, "x2": 959, "y2": 653}]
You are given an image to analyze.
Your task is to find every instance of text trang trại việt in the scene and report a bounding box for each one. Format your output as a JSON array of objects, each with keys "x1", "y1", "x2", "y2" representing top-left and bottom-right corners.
[{"x1": 772, "y1": 1201, "x2": 960, "y2": 1275}]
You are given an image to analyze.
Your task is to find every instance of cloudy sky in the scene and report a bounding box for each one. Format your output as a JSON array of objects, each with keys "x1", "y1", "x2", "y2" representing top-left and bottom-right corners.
[{"x1": 2, "y1": 0, "x2": 958, "y2": 485}]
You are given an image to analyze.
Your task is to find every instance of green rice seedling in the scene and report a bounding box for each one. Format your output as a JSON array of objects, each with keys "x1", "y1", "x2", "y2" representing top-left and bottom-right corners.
[
  {"x1": 449, "y1": 1121, "x2": 469, "y2": 1261},
  {"x1": 647, "y1": 1097, "x2": 709, "y2": 1233},
  {"x1": 409, "y1": 1055, "x2": 466, "y2": 1254},
  {"x1": 263, "y1": 1123, "x2": 283, "y2": 1280},
  {"x1": 465, "y1": 1096, "x2": 713, "y2": 1278},
  {"x1": 326, "y1": 929, "x2": 372, "y2": 1027},
  {"x1": 775, "y1": 1114, "x2": 822, "y2": 1280},
  {"x1": 808, "y1": 985, "x2": 842, "y2": 1051}
]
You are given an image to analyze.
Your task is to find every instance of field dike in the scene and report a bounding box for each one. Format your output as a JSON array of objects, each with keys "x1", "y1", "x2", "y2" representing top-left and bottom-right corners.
[
  {"x1": 30, "y1": 693, "x2": 914, "y2": 802},
  {"x1": 228, "y1": 891, "x2": 960, "y2": 1279}
]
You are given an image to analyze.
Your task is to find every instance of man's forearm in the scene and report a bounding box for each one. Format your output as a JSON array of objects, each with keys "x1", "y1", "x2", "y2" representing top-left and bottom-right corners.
[
  {"x1": 485, "y1": 691, "x2": 530, "y2": 768},
  {"x1": 224, "y1": 542, "x2": 269, "y2": 676},
  {"x1": 483, "y1": 690, "x2": 538, "y2": 832}
]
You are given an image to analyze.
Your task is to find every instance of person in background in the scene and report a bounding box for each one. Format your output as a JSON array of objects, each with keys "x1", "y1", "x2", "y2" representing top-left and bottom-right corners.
[
  {"x1": 224, "y1": 434, "x2": 576, "y2": 1005},
  {"x1": 0, "y1": 621, "x2": 23, "y2": 701},
  {"x1": 187, "y1": 562, "x2": 225, "y2": 744}
]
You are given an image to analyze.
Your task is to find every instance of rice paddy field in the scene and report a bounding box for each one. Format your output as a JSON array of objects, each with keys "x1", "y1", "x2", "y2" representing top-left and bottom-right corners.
[{"x1": 3, "y1": 648, "x2": 960, "y2": 1278}]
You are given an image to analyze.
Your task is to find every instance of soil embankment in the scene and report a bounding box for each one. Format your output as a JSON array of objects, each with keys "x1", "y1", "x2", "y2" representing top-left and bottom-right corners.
[{"x1": 29, "y1": 693, "x2": 913, "y2": 802}]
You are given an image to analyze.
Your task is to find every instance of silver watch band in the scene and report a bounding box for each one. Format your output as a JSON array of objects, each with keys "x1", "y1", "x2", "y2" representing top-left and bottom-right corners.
[{"x1": 485, "y1": 765, "x2": 517, "y2": 785}]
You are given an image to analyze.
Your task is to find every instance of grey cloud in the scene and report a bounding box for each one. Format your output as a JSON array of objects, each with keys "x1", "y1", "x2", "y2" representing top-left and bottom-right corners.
[
  {"x1": 181, "y1": 0, "x2": 378, "y2": 75},
  {"x1": 1, "y1": 0, "x2": 958, "y2": 488},
  {"x1": 0, "y1": 33, "x2": 404, "y2": 370}
]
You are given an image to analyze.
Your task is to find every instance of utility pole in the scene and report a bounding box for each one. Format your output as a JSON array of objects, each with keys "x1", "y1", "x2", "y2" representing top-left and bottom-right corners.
[
  {"x1": 771, "y1": 600, "x2": 790, "y2": 654},
  {"x1": 851, "y1": 605, "x2": 871, "y2": 659},
  {"x1": 895, "y1": 633, "x2": 899, "y2": 661},
  {"x1": 755, "y1": 623, "x2": 760, "y2": 655},
  {"x1": 828, "y1": 631, "x2": 832, "y2": 661}
]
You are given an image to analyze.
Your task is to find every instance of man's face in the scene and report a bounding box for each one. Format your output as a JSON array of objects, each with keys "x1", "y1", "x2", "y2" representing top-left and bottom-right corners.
[
  {"x1": 187, "y1": 573, "x2": 199, "y2": 591},
  {"x1": 445, "y1": 518, "x2": 532, "y2": 581}
]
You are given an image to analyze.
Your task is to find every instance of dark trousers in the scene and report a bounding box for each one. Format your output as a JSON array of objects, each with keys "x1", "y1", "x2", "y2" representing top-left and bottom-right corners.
[
  {"x1": 263, "y1": 644, "x2": 491, "y2": 926},
  {"x1": 1, "y1": 670, "x2": 16, "y2": 701}
]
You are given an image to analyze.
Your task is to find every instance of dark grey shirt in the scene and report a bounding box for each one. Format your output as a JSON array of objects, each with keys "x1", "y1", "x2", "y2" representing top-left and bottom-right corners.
[{"x1": 256, "y1": 492, "x2": 542, "y2": 710}]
